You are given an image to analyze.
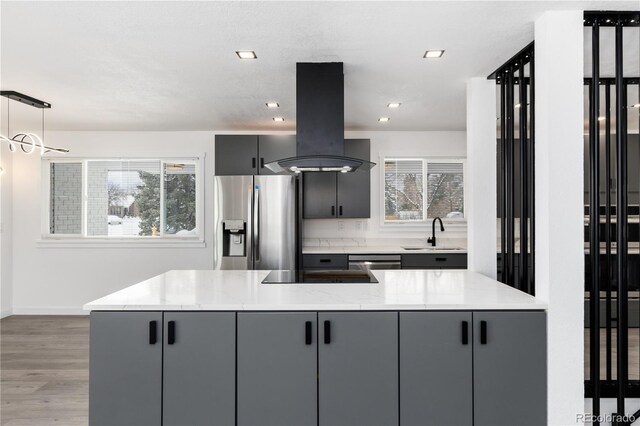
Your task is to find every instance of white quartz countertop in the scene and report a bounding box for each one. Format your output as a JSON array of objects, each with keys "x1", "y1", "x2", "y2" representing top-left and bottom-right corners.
[
  {"x1": 302, "y1": 245, "x2": 467, "y2": 254},
  {"x1": 84, "y1": 270, "x2": 546, "y2": 311}
]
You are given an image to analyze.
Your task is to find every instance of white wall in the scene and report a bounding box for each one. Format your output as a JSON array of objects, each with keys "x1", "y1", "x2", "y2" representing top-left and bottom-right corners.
[
  {"x1": 535, "y1": 10, "x2": 584, "y2": 424},
  {"x1": 1, "y1": 143, "x2": 14, "y2": 318},
  {"x1": 7, "y1": 129, "x2": 464, "y2": 314},
  {"x1": 304, "y1": 130, "x2": 467, "y2": 241},
  {"x1": 466, "y1": 78, "x2": 497, "y2": 279},
  {"x1": 10, "y1": 131, "x2": 214, "y2": 314}
]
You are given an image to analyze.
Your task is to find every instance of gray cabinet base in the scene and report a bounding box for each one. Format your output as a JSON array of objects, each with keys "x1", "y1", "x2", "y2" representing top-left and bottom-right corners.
[
  {"x1": 237, "y1": 312, "x2": 317, "y2": 426},
  {"x1": 89, "y1": 312, "x2": 162, "y2": 426},
  {"x1": 89, "y1": 310, "x2": 546, "y2": 426}
]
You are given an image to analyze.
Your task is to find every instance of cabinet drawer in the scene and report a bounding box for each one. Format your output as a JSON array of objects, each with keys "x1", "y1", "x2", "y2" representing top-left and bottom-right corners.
[
  {"x1": 303, "y1": 254, "x2": 348, "y2": 270},
  {"x1": 401, "y1": 253, "x2": 467, "y2": 269}
]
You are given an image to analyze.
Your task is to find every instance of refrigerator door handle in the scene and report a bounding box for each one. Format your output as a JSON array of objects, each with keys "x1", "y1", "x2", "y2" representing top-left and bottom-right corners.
[
  {"x1": 247, "y1": 185, "x2": 253, "y2": 264},
  {"x1": 254, "y1": 187, "x2": 260, "y2": 262}
]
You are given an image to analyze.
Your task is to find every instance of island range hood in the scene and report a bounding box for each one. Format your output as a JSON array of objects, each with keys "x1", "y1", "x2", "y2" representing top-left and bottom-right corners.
[{"x1": 264, "y1": 62, "x2": 375, "y2": 173}]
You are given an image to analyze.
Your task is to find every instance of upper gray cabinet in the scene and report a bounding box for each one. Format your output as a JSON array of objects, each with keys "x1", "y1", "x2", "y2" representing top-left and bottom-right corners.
[
  {"x1": 303, "y1": 172, "x2": 338, "y2": 218},
  {"x1": 258, "y1": 135, "x2": 297, "y2": 175},
  {"x1": 337, "y1": 139, "x2": 371, "y2": 218},
  {"x1": 215, "y1": 134, "x2": 296, "y2": 176},
  {"x1": 215, "y1": 135, "x2": 259, "y2": 175},
  {"x1": 303, "y1": 139, "x2": 371, "y2": 219}
]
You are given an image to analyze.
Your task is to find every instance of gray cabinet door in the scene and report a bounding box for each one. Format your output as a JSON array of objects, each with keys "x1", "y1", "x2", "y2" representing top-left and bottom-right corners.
[
  {"x1": 258, "y1": 135, "x2": 296, "y2": 175},
  {"x1": 237, "y1": 313, "x2": 317, "y2": 426},
  {"x1": 89, "y1": 312, "x2": 162, "y2": 426},
  {"x1": 215, "y1": 135, "x2": 258, "y2": 175},
  {"x1": 303, "y1": 172, "x2": 337, "y2": 218},
  {"x1": 318, "y1": 312, "x2": 398, "y2": 426},
  {"x1": 473, "y1": 311, "x2": 547, "y2": 426},
  {"x1": 337, "y1": 139, "x2": 371, "y2": 218},
  {"x1": 163, "y1": 312, "x2": 235, "y2": 426},
  {"x1": 399, "y1": 312, "x2": 472, "y2": 426}
]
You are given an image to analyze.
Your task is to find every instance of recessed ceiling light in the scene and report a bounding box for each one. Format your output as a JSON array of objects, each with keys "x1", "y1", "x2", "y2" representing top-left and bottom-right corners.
[
  {"x1": 273, "y1": 117, "x2": 285, "y2": 122},
  {"x1": 378, "y1": 117, "x2": 390, "y2": 122},
  {"x1": 387, "y1": 102, "x2": 401, "y2": 108},
  {"x1": 423, "y1": 50, "x2": 445, "y2": 59},
  {"x1": 598, "y1": 116, "x2": 606, "y2": 121},
  {"x1": 266, "y1": 102, "x2": 279, "y2": 108},
  {"x1": 236, "y1": 50, "x2": 257, "y2": 59}
]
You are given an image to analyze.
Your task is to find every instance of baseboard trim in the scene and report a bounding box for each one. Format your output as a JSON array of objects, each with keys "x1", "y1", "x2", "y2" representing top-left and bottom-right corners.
[
  {"x1": 0, "y1": 309, "x2": 13, "y2": 319},
  {"x1": 11, "y1": 307, "x2": 88, "y2": 316}
]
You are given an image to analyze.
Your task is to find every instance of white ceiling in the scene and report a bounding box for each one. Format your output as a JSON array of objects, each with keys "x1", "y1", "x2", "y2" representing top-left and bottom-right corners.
[{"x1": 1, "y1": 1, "x2": 638, "y2": 132}]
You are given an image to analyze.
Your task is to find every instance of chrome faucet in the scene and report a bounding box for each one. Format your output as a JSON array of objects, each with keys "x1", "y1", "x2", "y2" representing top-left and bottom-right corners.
[{"x1": 427, "y1": 217, "x2": 445, "y2": 247}]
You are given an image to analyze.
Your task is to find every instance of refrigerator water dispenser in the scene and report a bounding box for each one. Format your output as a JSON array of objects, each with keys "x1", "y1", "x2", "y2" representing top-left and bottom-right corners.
[{"x1": 223, "y1": 220, "x2": 246, "y2": 257}]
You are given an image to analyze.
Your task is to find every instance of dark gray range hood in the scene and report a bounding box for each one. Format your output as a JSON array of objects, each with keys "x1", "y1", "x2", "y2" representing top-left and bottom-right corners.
[{"x1": 265, "y1": 62, "x2": 375, "y2": 174}]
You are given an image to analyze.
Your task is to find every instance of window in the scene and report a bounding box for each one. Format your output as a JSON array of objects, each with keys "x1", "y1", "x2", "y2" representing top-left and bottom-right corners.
[
  {"x1": 49, "y1": 162, "x2": 83, "y2": 235},
  {"x1": 426, "y1": 161, "x2": 464, "y2": 219},
  {"x1": 45, "y1": 158, "x2": 201, "y2": 239},
  {"x1": 383, "y1": 158, "x2": 464, "y2": 223},
  {"x1": 384, "y1": 159, "x2": 424, "y2": 221}
]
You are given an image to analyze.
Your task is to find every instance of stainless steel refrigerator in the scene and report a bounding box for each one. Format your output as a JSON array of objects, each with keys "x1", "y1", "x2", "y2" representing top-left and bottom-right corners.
[{"x1": 213, "y1": 175, "x2": 296, "y2": 270}]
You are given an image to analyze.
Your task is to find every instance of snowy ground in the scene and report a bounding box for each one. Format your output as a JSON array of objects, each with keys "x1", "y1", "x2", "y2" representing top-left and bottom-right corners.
[{"x1": 108, "y1": 217, "x2": 142, "y2": 236}]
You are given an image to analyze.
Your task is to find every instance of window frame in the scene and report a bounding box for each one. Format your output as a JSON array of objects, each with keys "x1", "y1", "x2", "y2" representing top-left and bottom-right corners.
[
  {"x1": 41, "y1": 156, "x2": 204, "y2": 242},
  {"x1": 380, "y1": 156, "x2": 466, "y2": 226}
]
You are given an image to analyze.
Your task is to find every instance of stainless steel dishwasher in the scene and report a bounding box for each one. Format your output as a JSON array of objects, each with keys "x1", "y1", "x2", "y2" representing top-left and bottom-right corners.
[{"x1": 348, "y1": 255, "x2": 402, "y2": 271}]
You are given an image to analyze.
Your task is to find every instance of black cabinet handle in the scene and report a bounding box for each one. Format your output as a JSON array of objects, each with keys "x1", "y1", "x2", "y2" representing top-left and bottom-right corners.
[
  {"x1": 435, "y1": 257, "x2": 447, "y2": 262},
  {"x1": 462, "y1": 321, "x2": 469, "y2": 345},
  {"x1": 480, "y1": 320, "x2": 487, "y2": 345},
  {"x1": 252, "y1": 157, "x2": 256, "y2": 168},
  {"x1": 149, "y1": 321, "x2": 157, "y2": 345},
  {"x1": 260, "y1": 158, "x2": 265, "y2": 169},
  {"x1": 331, "y1": 206, "x2": 335, "y2": 216},
  {"x1": 339, "y1": 206, "x2": 343, "y2": 216},
  {"x1": 319, "y1": 259, "x2": 331, "y2": 263},
  {"x1": 324, "y1": 320, "x2": 331, "y2": 344},
  {"x1": 167, "y1": 321, "x2": 176, "y2": 345},
  {"x1": 305, "y1": 321, "x2": 312, "y2": 345}
]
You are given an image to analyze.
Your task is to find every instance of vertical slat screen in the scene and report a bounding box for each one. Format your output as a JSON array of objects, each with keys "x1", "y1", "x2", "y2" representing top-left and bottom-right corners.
[
  {"x1": 583, "y1": 11, "x2": 640, "y2": 420},
  {"x1": 489, "y1": 42, "x2": 535, "y2": 295}
]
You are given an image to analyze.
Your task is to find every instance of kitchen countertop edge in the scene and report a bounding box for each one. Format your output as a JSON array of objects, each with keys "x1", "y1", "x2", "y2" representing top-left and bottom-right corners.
[{"x1": 83, "y1": 269, "x2": 547, "y2": 312}]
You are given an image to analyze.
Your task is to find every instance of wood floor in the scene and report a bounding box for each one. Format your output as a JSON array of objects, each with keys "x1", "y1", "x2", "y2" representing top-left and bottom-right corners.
[
  {"x1": 1, "y1": 315, "x2": 639, "y2": 425},
  {"x1": 1, "y1": 316, "x2": 89, "y2": 426},
  {"x1": 585, "y1": 328, "x2": 640, "y2": 380}
]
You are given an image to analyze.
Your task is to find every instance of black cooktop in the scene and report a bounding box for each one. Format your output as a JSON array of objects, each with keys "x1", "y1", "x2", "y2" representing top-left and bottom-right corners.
[{"x1": 262, "y1": 269, "x2": 379, "y2": 284}]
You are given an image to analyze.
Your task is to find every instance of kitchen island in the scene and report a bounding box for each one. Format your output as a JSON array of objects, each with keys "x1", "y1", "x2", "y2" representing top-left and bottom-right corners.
[{"x1": 85, "y1": 269, "x2": 547, "y2": 426}]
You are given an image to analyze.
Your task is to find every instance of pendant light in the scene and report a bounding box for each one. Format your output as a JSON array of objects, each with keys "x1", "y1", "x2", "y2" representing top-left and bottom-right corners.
[{"x1": 0, "y1": 91, "x2": 69, "y2": 154}]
